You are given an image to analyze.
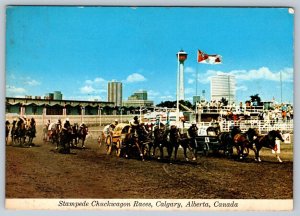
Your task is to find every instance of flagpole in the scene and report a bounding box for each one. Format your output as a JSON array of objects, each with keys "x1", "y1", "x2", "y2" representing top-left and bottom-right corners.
[
  {"x1": 176, "y1": 51, "x2": 180, "y2": 126},
  {"x1": 196, "y1": 50, "x2": 199, "y2": 96},
  {"x1": 280, "y1": 70, "x2": 282, "y2": 104}
]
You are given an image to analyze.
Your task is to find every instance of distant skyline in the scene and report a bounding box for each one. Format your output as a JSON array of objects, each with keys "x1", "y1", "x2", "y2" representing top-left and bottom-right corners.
[{"x1": 6, "y1": 6, "x2": 294, "y2": 104}]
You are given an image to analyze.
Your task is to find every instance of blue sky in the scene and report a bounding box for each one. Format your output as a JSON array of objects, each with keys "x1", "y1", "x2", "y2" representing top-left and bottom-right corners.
[{"x1": 5, "y1": 6, "x2": 294, "y2": 104}]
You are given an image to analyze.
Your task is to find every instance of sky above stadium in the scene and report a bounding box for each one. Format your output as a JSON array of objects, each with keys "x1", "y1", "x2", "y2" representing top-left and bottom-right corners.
[{"x1": 5, "y1": 6, "x2": 294, "y2": 104}]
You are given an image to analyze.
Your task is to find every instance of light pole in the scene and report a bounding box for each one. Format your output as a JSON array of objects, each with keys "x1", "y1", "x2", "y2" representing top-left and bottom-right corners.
[
  {"x1": 120, "y1": 107, "x2": 124, "y2": 123},
  {"x1": 98, "y1": 106, "x2": 103, "y2": 126},
  {"x1": 139, "y1": 106, "x2": 147, "y2": 123},
  {"x1": 81, "y1": 106, "x2": 84, "y2": 124}
]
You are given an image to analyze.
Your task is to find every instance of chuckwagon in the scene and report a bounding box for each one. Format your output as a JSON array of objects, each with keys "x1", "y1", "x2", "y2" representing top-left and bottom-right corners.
[
  {"x1": 194, "y1": 122, "x2": 233, "y2": 156},
  {"x1": 105, "y1": 123, "x2": 131, "y2": 157},
  {"x1": 194, "y1": 135, "x2": 221, "y2": 156}
]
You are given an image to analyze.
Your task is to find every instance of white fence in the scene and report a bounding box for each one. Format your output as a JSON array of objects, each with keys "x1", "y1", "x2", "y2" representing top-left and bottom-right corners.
[
  {"x1": 5, "y1": 114, "x2": 136, "y2": 126},
  {"x1": 199, "y1": 119, "x2": 293, "y2": 134}
]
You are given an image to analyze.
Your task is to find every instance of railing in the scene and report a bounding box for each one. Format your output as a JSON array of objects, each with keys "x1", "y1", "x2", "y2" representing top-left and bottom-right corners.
[
  {"x1": 5, "y1": 114, "x2": 136, "y2": 126},
  {"x1": 198, "y1": 106, "x2": 265, "y2": 114},
  {"x1": 199, "y1": 119, "x2": 293, "y2": 134}
]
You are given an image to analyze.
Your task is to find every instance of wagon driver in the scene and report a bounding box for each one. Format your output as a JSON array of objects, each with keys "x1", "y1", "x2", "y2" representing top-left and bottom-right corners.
[{"x1": 129, "y1": 116, "x2": 140, "y2": 134}]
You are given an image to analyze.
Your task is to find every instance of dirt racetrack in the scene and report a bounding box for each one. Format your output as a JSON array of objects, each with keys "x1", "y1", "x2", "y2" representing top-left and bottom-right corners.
[{"x1": 6, "y1": 126, "x2": 293, "y2": 199}]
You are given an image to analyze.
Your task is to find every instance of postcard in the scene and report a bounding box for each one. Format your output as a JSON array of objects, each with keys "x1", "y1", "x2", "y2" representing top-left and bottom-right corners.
[{"x1": 5, "y1": 6, "x2": 294, "y2": 211}]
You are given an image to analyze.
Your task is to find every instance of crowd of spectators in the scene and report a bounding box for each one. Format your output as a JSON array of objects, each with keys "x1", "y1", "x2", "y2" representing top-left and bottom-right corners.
[{"x1": 197, "y1": 100, "x2": 293, "y2": 123}]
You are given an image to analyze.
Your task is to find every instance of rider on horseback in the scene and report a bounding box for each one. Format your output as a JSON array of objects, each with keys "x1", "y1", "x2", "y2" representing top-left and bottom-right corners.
[
  {"x1": 5, "y1": 120, "x2": 10, "y2": 145},
  {"x1": 129, "y1": 116, "x2": 140, "y2": 135},
  {"x1": 63, "y1": 118, "x2": 71, "y2": 130},
  {"x1": 127, "y1": 116, "x2": 147, "y2": 159},
  {"x1": 187, "y1": 122, "x2": 198, "y2": 148}
]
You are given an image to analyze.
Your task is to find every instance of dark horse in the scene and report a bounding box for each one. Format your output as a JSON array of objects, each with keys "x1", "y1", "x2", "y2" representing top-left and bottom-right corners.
[
  {"x1": 12, "y1": 118, "x2": 27, "y2": 145},
  {"x1": 151, "y1": 125, "x2": 172, "y2": 160},
  {"x1": 169, "y1": 125, "x2": 197, "y2": 161},
  {"x1": 25, "y1": 118, "x2": 36, "y2": 146},
  {"x1": 5, "y1": 120, "x2": 10, "y2": 145},
  {"x1": 253, "y1": 130, "x2": 284, "y2": 162},
  {"x1": 233, "y1": 128, "x2": 259, "y2": 160},
  {"x1": 123, "y1": 125, "x2": 147, "y2": 161},
  {"x1": 70, "y1": 123, "x2": 79, "y2": 147},
  {"x1": 217, "y1": 126, "x2": 242, "y2": 156},
  {"x1": 78, "y1": 124, "x2": 88, "y2": 148}
]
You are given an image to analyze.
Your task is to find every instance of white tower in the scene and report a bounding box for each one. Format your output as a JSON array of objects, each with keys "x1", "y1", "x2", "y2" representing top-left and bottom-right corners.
[{"x1": 176, "y1": 50, "x2": 188, "y2": 101}]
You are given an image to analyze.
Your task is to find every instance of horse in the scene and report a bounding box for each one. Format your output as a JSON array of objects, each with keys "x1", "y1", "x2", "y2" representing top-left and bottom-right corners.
[
  {"x1": 123, "y1": 127, "x2": 145, "y2": 161},
  {"x1": 137, "y1": 124, "x2": 154, "y2": 159},
  {"x1": 59, "y1": 127, "x2": 72, "y2": 154},
  {"x1": 169, "y1": 125, "x2": 197, "y2": 161},
  {"x1": 13, "y1": 118, "x2": 27, "y2": 145},
  {"x1": 78, "y1": 124, "x2": 88, "y2": 148},
  {"x1": 71, "y1": 123, "x2": 79, "y2": 147},
  {"x1": 5, "y1": 121, "x2": 10, "y2": 145},
  {"x1": 25, "y1": 118, "x2": 36, "y2": 146},
  {"x1": 233, "y1": 128, "x2": 259, "y2": 160},
  {"x1": 253, "y1": 130, "x2": 284, "y2": 162},
  {"x1": 10, "y1": 120, "x2": 17, "y2": 144},
  {"x1": 217, "y1": 126, "x2": 241, "y2": 156},
  {"x1": 151, "y1": 126, "x2": 172, "y2": 160},
  {"x1": 49, "y1": 123, "x2": 62, "y2": 149}
]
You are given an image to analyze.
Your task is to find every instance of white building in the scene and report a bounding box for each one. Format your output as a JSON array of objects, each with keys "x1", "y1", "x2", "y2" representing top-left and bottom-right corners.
[{"x1": 210, "y1": 74, "x2": 236, "y2": 104}]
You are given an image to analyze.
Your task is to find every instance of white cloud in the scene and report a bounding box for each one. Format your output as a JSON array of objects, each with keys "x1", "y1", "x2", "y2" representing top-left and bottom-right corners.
[
  {"x1": 160, "y1": 95, "x2": 174, "y2": 100},
  {"x1": 185, "y1": 67, "x2": 196, "y2": 74},
  {"x1": 197, "y1": 67, "x2": 293, "y2": 84},
  {"x1": 185, "y1": 87, "x2": 195, "y2": 95},
  {"x1": 188, "y1": 78, "x2": 195, "y2": 84},
  {"x1": 148, "y1": 90, "x2": 160, "y2": 97},
  {"x1": 80, "y1": 85, "x2": 96, "y2": 94},
  {"x1": 85, "y1": 77, "x2": 106, "y2": 85},
  {"x1": 236, "y1": 85, "x2": 248, "y2": 91},
  {"x1": 25, "y1": 79, "x2": 41, "y2": 86},
  {"x1": 126, "y1": 73, "x2": 146, "y2": 83},
  {"x1": 6, "y1": 85, "x2": 26, "y2": 95},
  {"x1": 69, "y1": 95, "x2": 103, "y2": 101}
]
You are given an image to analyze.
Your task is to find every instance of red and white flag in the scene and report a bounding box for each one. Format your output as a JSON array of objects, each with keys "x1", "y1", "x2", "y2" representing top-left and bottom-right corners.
[{"x1": 197, "y1": 49, "x2": 222, "y2": 64}]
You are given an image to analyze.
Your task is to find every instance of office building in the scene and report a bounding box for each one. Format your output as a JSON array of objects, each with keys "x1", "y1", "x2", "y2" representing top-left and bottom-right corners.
[
  {"x1": 108, "y1": 81, "x2": 122, "y2": 106},
  {"x1": 211, "y1": 74, "x2": 236, "y2": 104}
]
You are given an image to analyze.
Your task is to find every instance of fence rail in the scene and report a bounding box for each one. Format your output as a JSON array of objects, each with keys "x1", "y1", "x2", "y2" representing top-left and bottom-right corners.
[
  {"x1": 199, "y1": 119, "x2": 293, "y2": 134},
  {"x1": 5, "y1": 114, "x2": 136, "y2": 126}
]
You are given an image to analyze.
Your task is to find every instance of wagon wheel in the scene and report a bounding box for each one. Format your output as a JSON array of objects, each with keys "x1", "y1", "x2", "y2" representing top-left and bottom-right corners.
[
  {"x1": 116, "y1": 140, "x2": 122, "y2": 157},
  {"x1": 225, "y1": 145, "x2": 234, "y2": 158},
  {"x1": 202, "y1": 142, "x2": 210, "y2": 156},
  {"x1": 243, "y1": 147, "x2": 249, "y2": 158},
  {"x1": 142, "y1": 143, "x2": 149, "y2": 158},
  {"x1": 106, "y1": 135, "x2": 112, "y2": 155}
]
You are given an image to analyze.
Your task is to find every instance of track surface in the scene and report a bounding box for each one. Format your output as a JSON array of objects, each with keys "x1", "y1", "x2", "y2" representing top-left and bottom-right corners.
[{"x1": 6, "y1": 130, "x2": 293, "y2": 199}]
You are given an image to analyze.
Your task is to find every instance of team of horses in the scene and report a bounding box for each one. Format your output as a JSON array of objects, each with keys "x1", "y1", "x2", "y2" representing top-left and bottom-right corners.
[
  {"x1": 6, "y1": 117, "x2": 285, "y2": 162},
  {"x1": 46, "y1": 122, "x2": 89, "y2": 153},
  {"x1": 106, "y1": 122, "x2": 285, "y2": 163},
  {"x1": 6, "y1": 118, "x2": 37, "y2": 147}
]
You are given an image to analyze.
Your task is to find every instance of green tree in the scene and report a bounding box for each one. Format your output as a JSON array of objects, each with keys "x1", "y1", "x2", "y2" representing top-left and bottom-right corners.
[
  {"x1": 220, "y1": 97, "x2": 228, "y2": 106},
  {"x1": 250, "y1": 94, "x2": 262, "y2": 106},
  {"x1": 156, "y1": 100, "x2": 194, "y2": 110}
]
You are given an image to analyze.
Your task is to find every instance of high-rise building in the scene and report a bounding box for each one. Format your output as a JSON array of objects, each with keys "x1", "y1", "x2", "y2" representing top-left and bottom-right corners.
[
  {"x1": 108, "y1": 81, "x2": 122, "y2": 106},
  {"x1": 211, "y1": 74, "x2": 236, "y2": 104},
  {"x1": 123, "y1": 90, "x2": 153, "y2": 107},
  {"x1": 128, "y1": 90, "x2": 148, "y2": 100},
  {"x1": 53, "y1": 91, "x2": 62, "y2": 100}
]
